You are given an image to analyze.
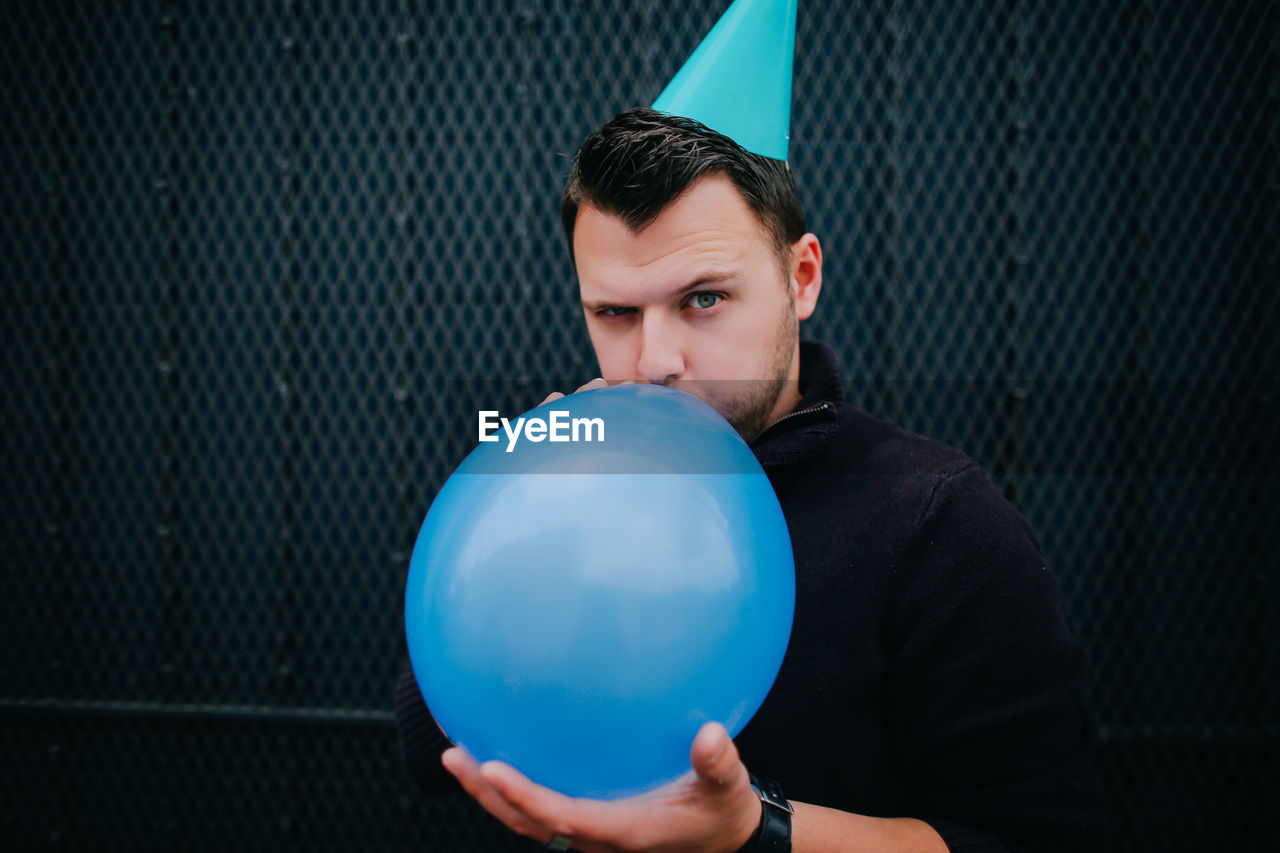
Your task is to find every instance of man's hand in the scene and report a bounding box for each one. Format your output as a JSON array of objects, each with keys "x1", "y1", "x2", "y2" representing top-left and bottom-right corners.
[
  {"x1": 441, "y1": 722, "x2": 762, "y2": 853},
  {"x1": 541, "y1": 377, "x2": 615, "y2": 406}
]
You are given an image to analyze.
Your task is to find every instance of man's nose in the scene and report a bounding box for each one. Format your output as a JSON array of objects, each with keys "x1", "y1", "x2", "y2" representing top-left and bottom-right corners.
[{"x1": 636, "y1": 316, "x2": 684, "y2": 385}]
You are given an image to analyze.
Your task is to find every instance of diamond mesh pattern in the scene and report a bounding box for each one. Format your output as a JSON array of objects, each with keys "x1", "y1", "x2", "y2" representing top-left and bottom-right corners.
[{"x1": 2, "y1": 1, "x2": 1275, "y2": 850}]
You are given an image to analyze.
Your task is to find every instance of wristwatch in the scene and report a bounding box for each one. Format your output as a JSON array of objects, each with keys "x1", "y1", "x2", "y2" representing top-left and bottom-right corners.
[{"x1": 737, "y1": 773, "x2": 793, "y2": 852}]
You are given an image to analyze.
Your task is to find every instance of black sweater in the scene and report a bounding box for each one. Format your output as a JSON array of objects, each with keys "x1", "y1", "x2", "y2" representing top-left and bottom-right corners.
[{"x1": 396, "y1": 340, "x2": 1108, "y2": 852}]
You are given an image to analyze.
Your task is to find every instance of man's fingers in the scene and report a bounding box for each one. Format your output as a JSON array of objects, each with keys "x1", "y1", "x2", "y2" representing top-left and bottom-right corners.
[
  {"x1": 574, "y1": 377, "x2": 608, "y2": 394},
  {"x1": 540, "y1": 377, "x2": 607, "y2": 407},
  {"x1": 480, "y1": 761, "x2": 631, "y2": 844},
  {"x1": 480, "y1": 761, "x2": 582, "y2": 837},
  {"x1": 441, "y1": 749, "x2": 549, "y2": 840},
  {"x1": 689, "y1": 722, "x2": 747, "y2": 789}
]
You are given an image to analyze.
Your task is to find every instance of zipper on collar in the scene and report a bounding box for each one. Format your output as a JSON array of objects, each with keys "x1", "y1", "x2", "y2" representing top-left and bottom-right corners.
[{"x1": 749, "y1": 401, "x2": 834, "y2": 448}]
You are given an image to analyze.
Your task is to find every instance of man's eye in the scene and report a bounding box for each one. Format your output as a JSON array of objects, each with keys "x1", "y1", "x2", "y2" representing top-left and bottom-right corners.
[{"x1": 689, "y1": 292, "x2": 722, "y2": 310}]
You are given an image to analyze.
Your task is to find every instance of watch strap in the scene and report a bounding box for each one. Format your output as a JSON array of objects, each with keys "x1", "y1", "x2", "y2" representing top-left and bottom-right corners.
[{"x1": 737, "y1": 773, "x2": 792, "y2": 852}]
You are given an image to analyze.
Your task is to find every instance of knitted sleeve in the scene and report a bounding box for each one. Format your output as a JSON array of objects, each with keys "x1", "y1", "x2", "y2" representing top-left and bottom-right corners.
[
  {"x1": 885, "y1": 463, "x2": 1109, "y2": 853},
  {"x1": 394, "y1": 665, "x2": 462, "y2": 795}
]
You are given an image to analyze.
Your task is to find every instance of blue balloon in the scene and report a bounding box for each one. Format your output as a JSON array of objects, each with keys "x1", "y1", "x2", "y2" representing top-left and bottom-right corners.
[{"x1": 404, "y1": 384, "x2": 794, "y2": 799}]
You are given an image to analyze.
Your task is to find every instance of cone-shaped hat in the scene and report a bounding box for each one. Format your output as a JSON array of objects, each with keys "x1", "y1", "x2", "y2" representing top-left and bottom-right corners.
[{"x1": 652, "y1": 0, "x2": 797, "y2": 161}]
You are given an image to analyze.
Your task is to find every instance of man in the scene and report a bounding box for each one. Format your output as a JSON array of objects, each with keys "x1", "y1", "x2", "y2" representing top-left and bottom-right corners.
[{"x1": 396, "y1": 107, "x2": 1107, "y2": 852}]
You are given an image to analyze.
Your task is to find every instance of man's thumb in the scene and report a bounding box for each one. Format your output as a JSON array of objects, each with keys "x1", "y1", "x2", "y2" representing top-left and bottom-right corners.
[{"x1": 689, "y1": 722, "x2": 744, "y2": 788}]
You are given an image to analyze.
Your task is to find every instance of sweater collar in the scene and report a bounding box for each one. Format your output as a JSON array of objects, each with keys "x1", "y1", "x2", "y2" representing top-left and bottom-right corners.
[
  {"x1": 750, "y1": 339, "x2": 842, "y2": 467},
  {"x1": 794, "y1": 338, "x2": 844, "y2": 410}
]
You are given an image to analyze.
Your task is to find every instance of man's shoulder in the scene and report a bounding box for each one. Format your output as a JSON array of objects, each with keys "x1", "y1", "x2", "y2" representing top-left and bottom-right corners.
[
  {"x1": 828, "y1": 403, "x2": 1047, "y2": 568},
  {"x1": 827, "y1": 401, "x2": 980, "y2": 482},
  {"x1": 764, "y1": 400, "x2": 1017, "y2": 559},
  {"x1": 784, "y1": 339, "x2": 1007, "y2": 515},
  {"x1": 820, "y1": 401, "x2": 1037, "y2": 545}
]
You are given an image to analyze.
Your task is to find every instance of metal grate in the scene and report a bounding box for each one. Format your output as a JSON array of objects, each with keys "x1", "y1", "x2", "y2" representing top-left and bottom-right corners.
[{"x1": 2, "y1": 1, "x2": 1275, "y2": 849}]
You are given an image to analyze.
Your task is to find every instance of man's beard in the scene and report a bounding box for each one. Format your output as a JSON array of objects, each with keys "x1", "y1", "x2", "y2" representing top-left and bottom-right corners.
[{"x1": 677, "y1": 296, "x2": 799, "y2": 442}]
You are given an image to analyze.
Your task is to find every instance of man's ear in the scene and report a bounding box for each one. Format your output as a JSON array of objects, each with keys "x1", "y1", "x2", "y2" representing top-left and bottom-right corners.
[{"x1": 790, "y1": 233, "x2": 823, "y2": 321}]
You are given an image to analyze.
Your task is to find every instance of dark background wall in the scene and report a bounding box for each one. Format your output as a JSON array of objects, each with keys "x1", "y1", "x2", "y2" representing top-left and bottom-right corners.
[{"x1": 1, "y1": 1, "x2": 1275, "y2": 849}]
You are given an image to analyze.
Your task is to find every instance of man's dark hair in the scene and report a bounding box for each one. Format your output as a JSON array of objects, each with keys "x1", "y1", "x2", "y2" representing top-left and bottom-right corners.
[{"x1": 561, "y1": 107, "x2": 806, "y2": 278}]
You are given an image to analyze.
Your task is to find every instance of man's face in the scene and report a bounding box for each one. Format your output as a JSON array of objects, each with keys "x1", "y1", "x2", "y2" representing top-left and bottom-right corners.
[{"x1": 573, "y1": 173, "x2": 817, "y2": 440}]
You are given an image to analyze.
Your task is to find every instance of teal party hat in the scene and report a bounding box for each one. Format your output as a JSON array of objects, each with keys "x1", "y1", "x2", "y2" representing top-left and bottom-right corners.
[{"x1": 652, "y1": 0, "x2": 798, "y2": 161}]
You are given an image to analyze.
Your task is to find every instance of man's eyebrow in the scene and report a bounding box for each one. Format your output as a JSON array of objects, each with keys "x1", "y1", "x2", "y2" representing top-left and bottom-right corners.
[
  {"x1": 674, "y1": 271, "x2": 733, "y2": 295},
  {"x1": 581, "y1": 272, "x2": 734, "y2": 310}
]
